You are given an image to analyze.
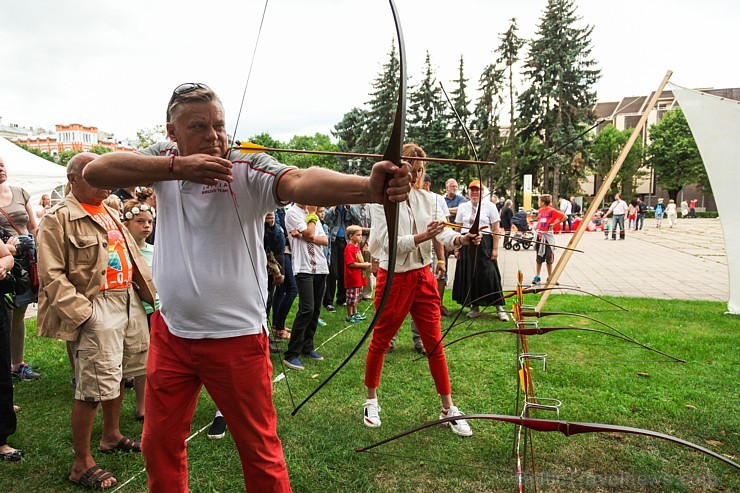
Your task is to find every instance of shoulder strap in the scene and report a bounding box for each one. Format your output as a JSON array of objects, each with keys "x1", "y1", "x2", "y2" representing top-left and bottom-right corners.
[{"x1": 0, "y1": 208, "x2": 22, "y2": 235}]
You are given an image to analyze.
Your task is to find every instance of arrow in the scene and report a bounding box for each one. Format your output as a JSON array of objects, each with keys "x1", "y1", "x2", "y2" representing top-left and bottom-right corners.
[{"x1": 234, "y1": 141, "x2": 497, "y2": 166}]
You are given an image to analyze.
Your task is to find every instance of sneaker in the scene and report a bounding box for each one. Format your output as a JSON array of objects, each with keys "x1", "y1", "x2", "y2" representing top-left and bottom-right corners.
[
  {"x1": 11, "y1": 363, "x2": 40, "y2": 380},
  {"x1": 344, "y1": 316, "x2": 358, "y2": 324},
  {"x1": 363, "y1": 399, "x2": 381, "y2": 428},
  {"x1": 304, "y1": 350, "x2": 324, "y2": 361},
  {"x1": 317, "y1": 318, "x2": 327, "y2": 327},
  {"x1": 324, "y1": 304, "x2": 336, "y2": 312},
  {"x1": 531, "y1": 276, "x2": 541, "y2": 286},
  {"x1": 269, "y1": 343, "x2": 284, "y2": 354},
  {"x1": 207, "y1": 416, "x2": 227, "y2": 440},
  {"x1": 353, "y1": 312, "x2": 367, "y2": 321},
  {"x1": 283, "y1": 357, "x2": 304, "y2": 371},
  {"x1": 440, "y1": 406, "x2": 473, "y2": 437},
  {"x1": 124, "y1": 377, "x2": 135, "y2": 389},
  {"x1": 496, "y1": 307, "x2": 509, "y2": 322},
  {"x1": 466, "y1": 307, "x2": 480, "y2": 319},
  {"x1": 414, "y1": 346, "x2": 427, "y2": 356}
]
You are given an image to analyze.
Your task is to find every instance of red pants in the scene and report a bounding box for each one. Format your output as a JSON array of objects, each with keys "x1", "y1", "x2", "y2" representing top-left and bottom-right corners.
[
  {"x1": 142, "y1": 311, "x2": 291, "y2": 493},
  {"x1": 365, "y1": 267, "x2": 452, "y2": 395}
]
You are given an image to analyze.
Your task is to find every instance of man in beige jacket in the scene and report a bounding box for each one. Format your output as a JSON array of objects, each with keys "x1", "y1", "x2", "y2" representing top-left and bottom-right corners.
[{"x1": 37, "y1": 152, "x2": 155, "y2": 490}]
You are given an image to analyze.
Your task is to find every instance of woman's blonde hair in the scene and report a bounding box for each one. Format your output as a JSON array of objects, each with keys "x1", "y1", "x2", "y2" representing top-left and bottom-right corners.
[{"x1": 402, "y1": 142, "x2": 426, "y2": 190}]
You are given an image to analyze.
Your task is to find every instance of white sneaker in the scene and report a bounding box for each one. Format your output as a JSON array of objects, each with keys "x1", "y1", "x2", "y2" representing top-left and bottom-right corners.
[
  {"x1": 466, "y1": 308, "x2": 480, "y2": 319},
  {"x1": 496, "y1": 307, "x2": 509, "y2": 321},
  {"x1": 363, "y1": 399, "x2": 381, "y2": 428},
  {"x1": 440, "y1": 406, "x2": 473, "y2": 437}
]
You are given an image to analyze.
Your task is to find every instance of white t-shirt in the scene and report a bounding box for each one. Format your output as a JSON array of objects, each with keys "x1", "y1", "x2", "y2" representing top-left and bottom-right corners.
[
  {"x1": 559, "y1": 198, "x2": 572, "y2": 215},
  {"x1": 285, "y1": 204, "x2": 329, "y2": 275},
  {"x1": 433, "y1": 192, "x2": 450, "y2": 219},
  {"x1": 141, "y1": 143, "x2": 293, "y2": 339},
  {"x1": 608, "y1": 199, "x2": 629, "y2": 215},
  {"x1": 455, "y1": 200, "x2": 500, "y2": 234}
]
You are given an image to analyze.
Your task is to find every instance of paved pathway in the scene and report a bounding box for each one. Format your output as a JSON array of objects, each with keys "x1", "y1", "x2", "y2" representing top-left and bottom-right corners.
[
  {"x1": 25, "y1": 219, "x2": 730, "y2": 322},
  {"x1": 495, "y1": 217, "x2": 729, "y2": 302}
]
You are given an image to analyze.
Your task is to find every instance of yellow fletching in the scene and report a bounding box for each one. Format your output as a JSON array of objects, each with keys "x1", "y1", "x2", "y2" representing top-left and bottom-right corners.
[
  {"x1": 236, "y1": 142, "x2": 268, "y2": 154},
  {"x1": 518, "y1": 368, "x2": 528, "y2": 392}
]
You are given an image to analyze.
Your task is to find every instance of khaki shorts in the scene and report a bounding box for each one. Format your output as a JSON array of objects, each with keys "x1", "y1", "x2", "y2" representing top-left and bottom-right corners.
[{"x1": 72, "y1": 287, "x2": 149, "y2": 402}]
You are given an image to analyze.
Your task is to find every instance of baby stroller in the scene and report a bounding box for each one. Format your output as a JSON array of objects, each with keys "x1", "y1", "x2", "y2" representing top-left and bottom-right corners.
[{"x1": 505, "y1": 211, "x2": 534, "y2": 251}]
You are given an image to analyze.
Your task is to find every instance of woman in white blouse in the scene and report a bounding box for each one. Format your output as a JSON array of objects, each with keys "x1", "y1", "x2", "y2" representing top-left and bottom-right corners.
[{"x1": 452, "y1": 181, "x2": 508, "y2": 321}]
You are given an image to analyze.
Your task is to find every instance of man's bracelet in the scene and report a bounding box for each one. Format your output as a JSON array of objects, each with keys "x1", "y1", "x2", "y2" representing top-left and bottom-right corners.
[{"x1": 168, "y1": 154, "x2": 176, "y2": 180}]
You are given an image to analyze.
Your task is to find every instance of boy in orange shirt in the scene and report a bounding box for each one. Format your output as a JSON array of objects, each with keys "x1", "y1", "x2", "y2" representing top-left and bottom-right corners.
[{"x1": 343, "y1": 225, "x2": 370, "y2": 322}]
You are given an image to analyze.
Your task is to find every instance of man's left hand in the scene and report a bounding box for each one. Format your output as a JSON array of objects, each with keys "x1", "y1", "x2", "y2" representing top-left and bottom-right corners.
[{"x1": 367, "y1": 160, "x2": 411, "y2": 204}]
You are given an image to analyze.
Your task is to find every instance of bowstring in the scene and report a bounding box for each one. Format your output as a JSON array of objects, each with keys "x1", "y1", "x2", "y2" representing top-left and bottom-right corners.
[{"x1": 225, "y1": 0, "x2": 295, "y2": 409}]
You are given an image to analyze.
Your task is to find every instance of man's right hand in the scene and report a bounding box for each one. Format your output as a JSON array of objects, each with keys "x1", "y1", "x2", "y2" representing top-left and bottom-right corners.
[{"x1": 173, "y1": 154, "x2": 233, "y2": 185}]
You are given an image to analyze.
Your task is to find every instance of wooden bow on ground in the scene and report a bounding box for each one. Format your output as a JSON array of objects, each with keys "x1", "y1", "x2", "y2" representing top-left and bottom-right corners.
[{"x1": 355, "y1": 414, "x2": 739, "y2": 470}]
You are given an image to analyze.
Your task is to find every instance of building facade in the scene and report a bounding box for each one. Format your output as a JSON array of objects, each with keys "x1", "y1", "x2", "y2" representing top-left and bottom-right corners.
[
  {"x1": 14, "y1": 123, "x2": 135, "y2": 157},
  {"x1": 587, "y1": 87, "x2": 740, "y2": 211}
]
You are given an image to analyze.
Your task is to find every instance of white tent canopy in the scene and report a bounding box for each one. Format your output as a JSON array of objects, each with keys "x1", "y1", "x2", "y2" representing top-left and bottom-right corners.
[
  {"x1": 671, "y1": 83, "x2": 740, "y2": 315},
  {"x1": 0, "y1": 136, "x2": 68, "y2": 205}
]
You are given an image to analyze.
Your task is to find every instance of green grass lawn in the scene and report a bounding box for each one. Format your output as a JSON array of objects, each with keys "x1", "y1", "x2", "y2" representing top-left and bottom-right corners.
[{"x1": 3, "y1": 294, "x2": 738, "y2": 492}]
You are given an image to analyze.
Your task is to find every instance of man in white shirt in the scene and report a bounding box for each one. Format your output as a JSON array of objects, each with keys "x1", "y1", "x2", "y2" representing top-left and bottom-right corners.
[
  {"x1": 558, "y1": 195, "x2": 573, "y2": 232},
  {"x1": 604, "y1": 193, "x2": 629, "y2": 240},
  {"x1": 84, "y1": 83, "x2": 411, "y2": 493}
]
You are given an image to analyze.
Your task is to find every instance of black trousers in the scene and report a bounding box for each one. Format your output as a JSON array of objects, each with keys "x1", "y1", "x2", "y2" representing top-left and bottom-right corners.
[
  {"x1": 323, "y1": 237, "x2": 347, "y2": 306},
  {"x1": 0, "y1": 305, "x2": 15, "y2": 447},
  {"x1": 285, "y1": 273, "x2": 327, "y2": 360}
]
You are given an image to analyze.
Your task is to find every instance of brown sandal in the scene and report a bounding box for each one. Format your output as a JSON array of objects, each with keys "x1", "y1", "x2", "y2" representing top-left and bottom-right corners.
[
  {"x1": 69, "y1": 465, "x2": 117, "y2": 489},
  {"x1": 99, "y1": 436, "x2": 141, "y2": 454}
]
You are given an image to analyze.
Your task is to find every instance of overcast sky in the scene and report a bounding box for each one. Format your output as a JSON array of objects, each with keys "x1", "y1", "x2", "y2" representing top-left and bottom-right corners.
[{"x1": 1, "y1": 0, "x2": 736, "y2": 143}]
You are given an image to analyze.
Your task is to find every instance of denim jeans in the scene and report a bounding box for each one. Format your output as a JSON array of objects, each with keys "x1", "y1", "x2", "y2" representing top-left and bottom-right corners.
[
  {"x1": 611, "y1": 214, "x2": 626, "y2": 239},
  {"x1": 272, "y1": 254, "x2": 297, "y2": 331}
]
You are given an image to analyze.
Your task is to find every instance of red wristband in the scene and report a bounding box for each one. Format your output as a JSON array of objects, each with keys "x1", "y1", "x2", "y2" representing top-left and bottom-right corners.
[{"x1": 168, "y1": 154, "x2": 176, "y2": 180}]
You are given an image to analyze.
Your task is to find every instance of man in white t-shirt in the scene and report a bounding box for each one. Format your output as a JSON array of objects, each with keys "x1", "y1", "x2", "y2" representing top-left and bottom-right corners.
[
  {"x1": 604, "y1": 193, "x2": 629, "y2": 240},
  {"x1": 558, "y1": 195, "x2": 573, "y2": 232},
  {"x1": 85, "y1": 83, "x2": 411, "y2": 493}
]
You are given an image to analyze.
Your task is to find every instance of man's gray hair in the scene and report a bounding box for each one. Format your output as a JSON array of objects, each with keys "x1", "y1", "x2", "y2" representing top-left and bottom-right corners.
[{"x1": 67, "y1": 152, "x2": 98, "y2": 175}]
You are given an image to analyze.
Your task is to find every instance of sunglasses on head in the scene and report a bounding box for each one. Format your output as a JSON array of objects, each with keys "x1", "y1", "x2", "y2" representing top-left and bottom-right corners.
[
  {"x1": 167, "y1": 83, "x2": 212, "y2": 121},
  {"x1": 172, "y1": 82, "x2": 211, "y2": 96}
]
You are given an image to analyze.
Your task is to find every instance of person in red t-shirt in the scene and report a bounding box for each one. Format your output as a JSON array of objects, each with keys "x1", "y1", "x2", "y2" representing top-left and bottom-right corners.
[
  {"x1": 532, "y1": 195, "x2": 565, "y2": 285},
  {"x1": 344, "y1": 225, "x2": 370, "y2": 322}
]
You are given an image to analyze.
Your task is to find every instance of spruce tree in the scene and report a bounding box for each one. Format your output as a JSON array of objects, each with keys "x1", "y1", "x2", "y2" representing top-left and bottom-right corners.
[
  {"x1": 407, "y1": 52, "x2": 449, "y2": 153},
  {"x1": 359, "y1": 40, "x2": 401, "y2": 156},
  {"x1": 496, "y1": 18, "x2": 524, "y2": 205},
  {"x1": 447, "y1": 55, "x2": 473, "y2": 160},
  {"x1": 518, "y1": 0, "x2": 600, "y2": 198},
  {"x1": 472, "y1": 60, "x2": 504, "y2": 192}
]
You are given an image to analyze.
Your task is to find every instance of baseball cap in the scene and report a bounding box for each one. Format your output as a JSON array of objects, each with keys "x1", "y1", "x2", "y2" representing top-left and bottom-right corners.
[{"x1": 468, "y1": 180, "x2": 481, "y2": 189}]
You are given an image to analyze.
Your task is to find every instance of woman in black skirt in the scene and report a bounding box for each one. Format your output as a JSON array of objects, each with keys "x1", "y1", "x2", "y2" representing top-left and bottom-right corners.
[{"x1": 452, "y1": 181, "x2": 508, "y2": 321}]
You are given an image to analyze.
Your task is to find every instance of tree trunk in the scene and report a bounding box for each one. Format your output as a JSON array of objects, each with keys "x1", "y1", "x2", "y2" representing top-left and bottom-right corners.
[{"x1": 552, "y1": 161, "x2": 561, "y2": 199}]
